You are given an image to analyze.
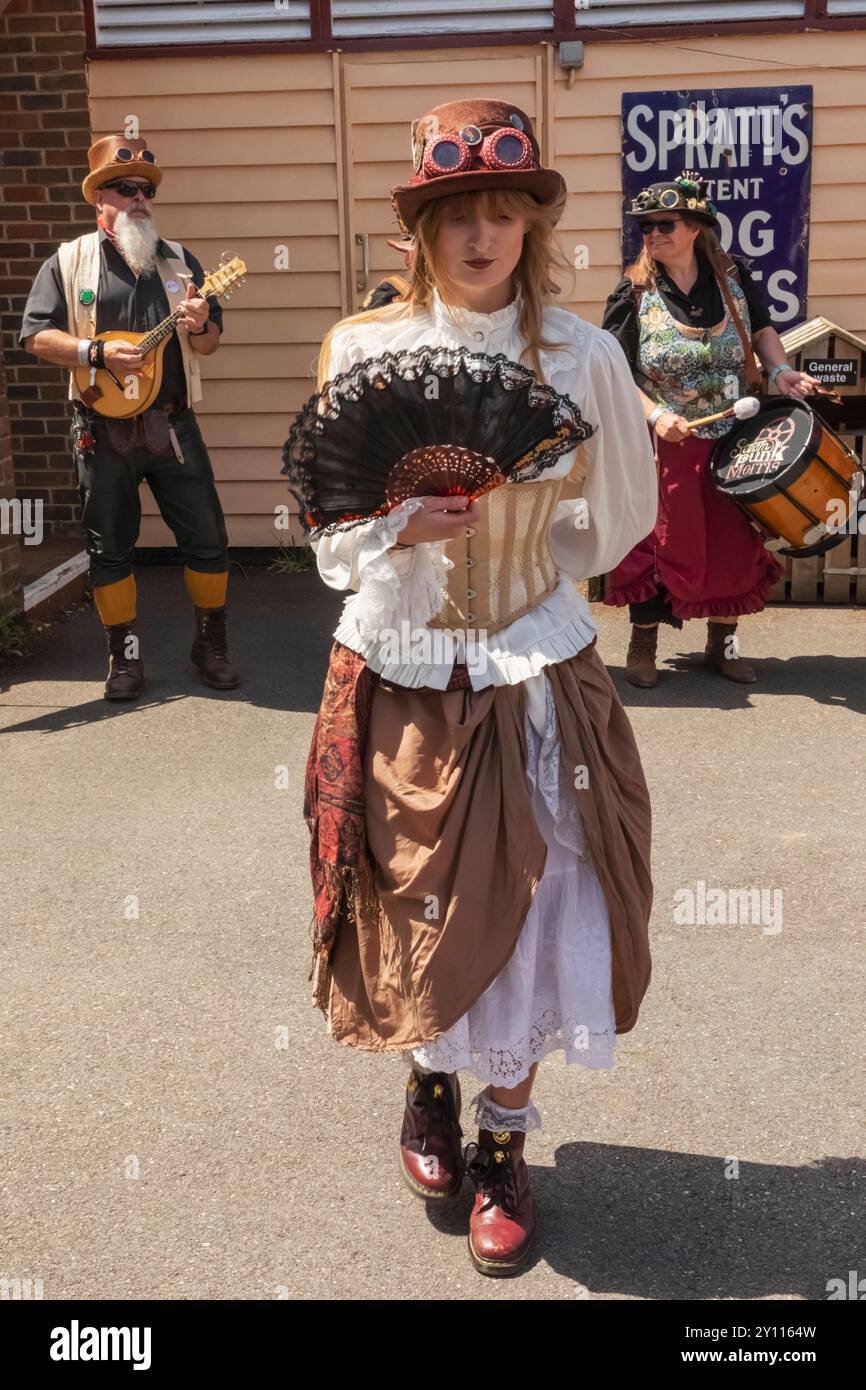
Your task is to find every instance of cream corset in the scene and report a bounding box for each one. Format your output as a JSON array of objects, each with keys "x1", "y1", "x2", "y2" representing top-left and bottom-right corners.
[{"x1": 429, "y1": 475, "x2": 570, "y2": 636}]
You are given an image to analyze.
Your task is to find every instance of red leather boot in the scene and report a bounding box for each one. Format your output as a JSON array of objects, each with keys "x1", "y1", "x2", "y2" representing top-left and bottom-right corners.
[
  {"x1": 464, "y1": 1128, "x2": 536, "y2": 1276},
  {"x1": 399, "y1": 1070, "x2": 464, "y2": 1199}
]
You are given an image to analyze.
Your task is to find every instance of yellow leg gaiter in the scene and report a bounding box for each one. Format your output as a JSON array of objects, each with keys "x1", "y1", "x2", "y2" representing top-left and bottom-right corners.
[
  {"x1": 184, "y1": 566, "x2": 228, "y2": 610},
  {"x1": 94, "y1": 575, "x2": 137, "y2": 626}
]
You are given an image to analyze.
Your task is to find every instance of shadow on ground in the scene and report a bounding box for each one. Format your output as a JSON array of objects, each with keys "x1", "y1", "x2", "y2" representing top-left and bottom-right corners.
[
  {"x1": 2, "y1": 567, "x2": 865, "y2": 732},
  {"x1": 423, "y1": 1145, "x2": 862, "y2": 1299}
]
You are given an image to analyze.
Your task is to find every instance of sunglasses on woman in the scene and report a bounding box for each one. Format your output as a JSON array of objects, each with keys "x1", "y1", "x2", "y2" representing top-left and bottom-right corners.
[
  {"x1": 102, "y1": 179, "x2": 157, "y2": 199},
  {"x1": 424, "y1": 125, "x2": 534, "y2": 177},
  {"x1": 639, "y1": 218, "x2": 681, "y2": 235}
]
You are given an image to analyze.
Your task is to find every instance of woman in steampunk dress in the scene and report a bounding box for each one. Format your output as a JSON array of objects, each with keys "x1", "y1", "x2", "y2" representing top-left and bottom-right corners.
[
  {"x1": 602, "y1": 173, "x2": 821, "y2": 688},
  {"x1": 298, "y1": 98, "x2": 658, "y2": 1276}
]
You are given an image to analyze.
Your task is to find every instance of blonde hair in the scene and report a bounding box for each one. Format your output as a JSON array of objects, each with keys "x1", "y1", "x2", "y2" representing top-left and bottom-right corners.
[{"x1": 317, "y1": 186, "x2": 572, "y2": 388}]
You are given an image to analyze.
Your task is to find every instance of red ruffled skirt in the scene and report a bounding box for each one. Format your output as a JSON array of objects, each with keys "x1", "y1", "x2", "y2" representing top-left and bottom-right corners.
[{"x1": 604, "y1": 433, "x2": 784, "y2": 619}]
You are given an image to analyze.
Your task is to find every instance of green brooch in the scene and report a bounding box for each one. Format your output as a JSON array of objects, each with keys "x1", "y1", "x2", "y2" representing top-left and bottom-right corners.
[{"x1": 79, "y1": 289, "x2": 95, "y2": 305}]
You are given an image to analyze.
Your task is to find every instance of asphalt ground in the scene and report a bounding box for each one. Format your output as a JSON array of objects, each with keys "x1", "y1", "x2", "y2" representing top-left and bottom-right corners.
[{"x1": 1, "y1": 567, "x2": 864, "y2": 1301}]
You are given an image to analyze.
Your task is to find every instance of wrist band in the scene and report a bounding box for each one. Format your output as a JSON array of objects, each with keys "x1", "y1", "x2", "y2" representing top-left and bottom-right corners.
[
  {"x1": 190, "y1": 322, "x2": 210, "y2": 337},
  {"x1": 769, "y1": 364, "x2": 792, "y2": 387},
  {"x1": 87, "y1": 339, "x2": 105, "y2": 369},
  {"x1": 77, "y1": 338, "x2": 92, "y2": 366},
  {"x1": 648, "y1": 404, "x2": 667, "y2": 429}
]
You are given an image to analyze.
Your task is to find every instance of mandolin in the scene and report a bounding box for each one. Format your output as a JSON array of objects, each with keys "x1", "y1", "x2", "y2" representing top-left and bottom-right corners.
[{"x1": 73, "y1": 254, "x2": 246, "y2": 418}]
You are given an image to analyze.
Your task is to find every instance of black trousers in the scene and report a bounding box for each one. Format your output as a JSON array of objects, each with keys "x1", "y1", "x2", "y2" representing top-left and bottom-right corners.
[{"x1": 72, "y1": 405, "x2": 229, "y2": 588}]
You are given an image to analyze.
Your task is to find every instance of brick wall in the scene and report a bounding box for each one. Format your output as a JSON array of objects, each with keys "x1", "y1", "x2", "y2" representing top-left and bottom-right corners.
[{"x1": 0, "y1": 0, "x2": 92, "y2": 539}]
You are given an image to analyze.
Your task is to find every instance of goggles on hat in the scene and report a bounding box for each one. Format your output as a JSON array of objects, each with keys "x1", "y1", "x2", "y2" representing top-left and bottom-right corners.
[
  {"x1": 422, "y1": 125, "x2": 534, "y2": 179},
  {"x1": 111, "y1": 147, "x2": 157, "y2": 165},
  {"x1": 102, "y1": 178, "x2": 157, "y2": 199}
]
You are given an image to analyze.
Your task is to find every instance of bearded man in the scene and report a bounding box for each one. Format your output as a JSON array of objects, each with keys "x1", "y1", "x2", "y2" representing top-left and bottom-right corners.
[{"x1": 20, "y1": 135, "x2": 240, "y2": 699}]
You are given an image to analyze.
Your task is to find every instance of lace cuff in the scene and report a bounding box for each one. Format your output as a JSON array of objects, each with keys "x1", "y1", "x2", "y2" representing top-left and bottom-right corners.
[
  {"x1": 469, "y1": 1086, "x2": 543, "y2": 1135},
  {"x1": 352, "y1": 497, "x2": 453, "y2": 643}
]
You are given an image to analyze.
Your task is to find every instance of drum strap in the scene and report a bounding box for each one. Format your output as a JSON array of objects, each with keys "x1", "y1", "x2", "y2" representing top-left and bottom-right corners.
[{"x1": 715, "y1": 265, "x2": 764, "y2": 391}]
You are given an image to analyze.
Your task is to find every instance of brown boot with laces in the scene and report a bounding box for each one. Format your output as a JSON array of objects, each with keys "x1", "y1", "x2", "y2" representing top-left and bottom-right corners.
[
  {"x1": 191, "y1": 604, "x2": 241, "y2": 689},
  {"x1": 625, "y1": 623, "x2": 659, "y2": 688},
  {"x1": 704, "y1": 620, "x2": 757, "y2": 683},
  {"x1": 465, "y1": 1128, "x2": 536, "y2": 1276},
  {"x1": 399, "y1": 1070, "x2": 464, "y2": 1199}
]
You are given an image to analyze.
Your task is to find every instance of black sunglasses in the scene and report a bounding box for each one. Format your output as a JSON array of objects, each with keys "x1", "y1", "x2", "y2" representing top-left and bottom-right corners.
[
  {"x1": 639, "y1": 218, "x2": 681, "y2": 235},
  {"x1": 102, "y1": 179, "x2": 157, "y2": 199}
]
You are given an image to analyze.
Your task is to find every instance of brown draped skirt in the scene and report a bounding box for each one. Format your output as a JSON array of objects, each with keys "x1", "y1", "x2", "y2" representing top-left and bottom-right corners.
[{"x1": 317, "y1": 639, "x2": 653, "y2": 1052}]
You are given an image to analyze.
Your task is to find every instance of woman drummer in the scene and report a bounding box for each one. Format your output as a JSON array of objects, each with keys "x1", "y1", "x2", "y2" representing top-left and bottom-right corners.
[
  {"x1": 602, "y1": 173, "x2": 821, "y2": 687},
  {"x1": 300, "y1": 98, "x2": 657, "y2": 1277}
]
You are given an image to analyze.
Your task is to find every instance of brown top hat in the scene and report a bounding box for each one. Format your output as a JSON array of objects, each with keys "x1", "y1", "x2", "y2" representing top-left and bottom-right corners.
[
  {"x1": 82, "y1": 135, "x2": 164, "y2": 205},
  {"x1": 391, "y1": 98, "x2": 566, "y2": 233}
]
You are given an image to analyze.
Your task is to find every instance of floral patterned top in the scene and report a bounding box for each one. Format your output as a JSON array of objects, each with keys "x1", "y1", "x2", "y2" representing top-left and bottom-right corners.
[{"x1": 633, "y1": 272, "x2": 752, "y2": 441}]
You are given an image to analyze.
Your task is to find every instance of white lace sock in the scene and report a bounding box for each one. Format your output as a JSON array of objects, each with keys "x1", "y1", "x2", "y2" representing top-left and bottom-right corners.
[
  {"x1": 401, "y1": 1052, "x2": 440, "y2": 1078},
  {"x1": 470, "y1": 1085, "x2": 542, "y2": 1135}
]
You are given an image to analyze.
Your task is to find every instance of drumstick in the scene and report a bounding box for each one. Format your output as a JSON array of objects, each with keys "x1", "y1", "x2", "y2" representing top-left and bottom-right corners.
[{"x1": 685, "y1": 396, "x2": 761, "y2": 431}]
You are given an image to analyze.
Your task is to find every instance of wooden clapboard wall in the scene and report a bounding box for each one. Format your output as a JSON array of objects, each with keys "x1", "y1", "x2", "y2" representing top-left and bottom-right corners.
[
  {"x1": 87, "y1": 52, "x2": 344, "y2": 547},
  {"x1": 86, "y1": 31, "x2": 866, "y2": 568}
]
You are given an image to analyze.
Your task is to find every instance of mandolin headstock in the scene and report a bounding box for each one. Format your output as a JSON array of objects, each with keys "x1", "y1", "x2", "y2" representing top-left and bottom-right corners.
[{"x1": 200, "y1": 254, "x2": 247, "y2": 302}]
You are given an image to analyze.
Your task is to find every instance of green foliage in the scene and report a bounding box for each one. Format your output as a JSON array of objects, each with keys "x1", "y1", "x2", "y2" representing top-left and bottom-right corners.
[
  {"x1": 0, "y1": 612, "x2": 25, "y2": 658},
  {"x1": 269, "y1": 544, "x2": 316, "y2": 575}
]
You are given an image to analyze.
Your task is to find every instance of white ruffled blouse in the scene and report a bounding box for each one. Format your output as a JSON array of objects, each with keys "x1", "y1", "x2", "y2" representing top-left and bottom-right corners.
[{"x1": 311, "y1": 289, "x2": 658, "y2": 706}]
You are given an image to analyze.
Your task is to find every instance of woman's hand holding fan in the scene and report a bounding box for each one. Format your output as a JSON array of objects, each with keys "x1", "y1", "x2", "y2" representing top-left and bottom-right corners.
[
  {"x1": 281, "y1": 345, "x2": 595, "y2": 541},
  {"x1": 393, "y1": 493, "x2": 480, "y2": 545}
]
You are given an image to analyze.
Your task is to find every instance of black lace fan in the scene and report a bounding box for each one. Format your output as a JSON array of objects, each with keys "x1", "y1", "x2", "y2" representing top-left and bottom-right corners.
[{"x1": 281, "y1": 345, "x2": 594, "y2": 538}]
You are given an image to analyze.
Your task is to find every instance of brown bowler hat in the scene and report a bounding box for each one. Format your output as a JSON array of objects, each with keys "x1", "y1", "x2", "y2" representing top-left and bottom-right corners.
[
  {"x1": 391, "y1": 98, "x2": 566, "y2": 233},
  {"x1": 82, "y1": 135, "x2": 164, "y2": 205}
]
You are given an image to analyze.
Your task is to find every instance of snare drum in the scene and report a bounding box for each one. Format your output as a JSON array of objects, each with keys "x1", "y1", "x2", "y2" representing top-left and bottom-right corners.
[{"x1": 711, "y1": 400, "x2": 865, "y2": 558}]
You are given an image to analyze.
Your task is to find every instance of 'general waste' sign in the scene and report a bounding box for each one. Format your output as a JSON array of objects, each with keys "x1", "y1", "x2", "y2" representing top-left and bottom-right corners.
[
  {"x1": 802, "y1": 359, "x2": 859, "y2": 386},
  {"x1": 621, "y1": 86, "x2": 813, "y2": 329}
]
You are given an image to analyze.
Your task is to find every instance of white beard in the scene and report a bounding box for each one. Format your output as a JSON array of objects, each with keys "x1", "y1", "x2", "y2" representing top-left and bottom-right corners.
[{"x1": 112, "y1": 208, "x2": 159, "y2": 277}]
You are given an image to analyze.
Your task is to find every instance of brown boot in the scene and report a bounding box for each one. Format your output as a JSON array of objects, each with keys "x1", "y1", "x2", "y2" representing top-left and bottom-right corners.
[
  {"x1": 399, "y1": 1070, "x2": 464, "y2": 1199},
  {"x1": 625, "y1": 623, "x2": 659, "y2": 687},
  {"x1": 465, "y1": 1128, "x2": 536, "y2": 1276},
  {"x1": 704, "y1": 621, "x2": 757, "y2": 683},
  {"x1": 103, "y1": 622, "x2": 144, "y2": 701},
  {"x1": 191, "y1": 605, "x2": 240, "y2": 690}
]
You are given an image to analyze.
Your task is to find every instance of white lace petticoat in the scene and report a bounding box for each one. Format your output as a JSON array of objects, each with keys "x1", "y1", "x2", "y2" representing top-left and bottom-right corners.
[{"x1": 409, "y1": 672, "x2": 617, "y2": 1101}]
